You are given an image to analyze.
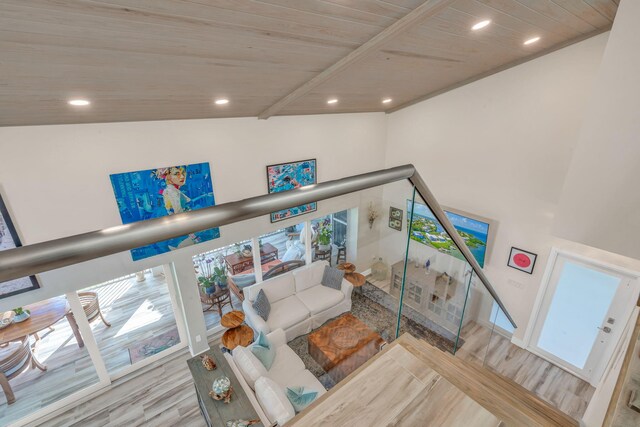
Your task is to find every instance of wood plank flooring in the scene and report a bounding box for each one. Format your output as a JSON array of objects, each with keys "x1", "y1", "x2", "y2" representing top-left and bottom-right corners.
[
  {"x1": 457, "y1": 322, "x2": 595, "y2": 421},
  {"x1": 289, "y1": 341, "x2": 503, "y2": 427},
  {"x1": 34, "y1": 347, "x2": 205, "y2": 427}
]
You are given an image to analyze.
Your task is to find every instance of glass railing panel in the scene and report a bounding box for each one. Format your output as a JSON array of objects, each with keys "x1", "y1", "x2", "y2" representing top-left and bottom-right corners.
[
  {"x1": 399, "y1": 191, "x2": 476, "y2": 354},
  {"x1": 0, "y1": 293, "x2": 100, "y2": 425},
  {"x1": 76, "y1": 266, "x2": 183, "y2": 376},
  {"x1": 453, "y1": 280, "x2": 502, "y2": 365}
]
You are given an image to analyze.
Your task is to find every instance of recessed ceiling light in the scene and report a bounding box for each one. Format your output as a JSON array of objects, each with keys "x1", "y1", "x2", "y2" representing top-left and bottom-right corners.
[
  {"x1": 214, "y1": 98, "x2": 229, "y2": 105},
  {"x1": 524, "y1": 36, "x2": 540, "y2": 45},
  {"x1": 471, "y1": 20, "x2": 491, "y2": 31},
  {"x1": 382, "y1": 98, "x2": 393, "y2": 104},
  {"x1": 68, "y1": 99, "x2": 90, "y2": 106},
  {"x1": 327, "y1": 98, "x2": 338, "y2": 105}
]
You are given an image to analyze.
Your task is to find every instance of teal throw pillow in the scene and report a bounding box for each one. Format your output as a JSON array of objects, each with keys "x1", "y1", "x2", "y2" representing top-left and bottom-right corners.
[
  {"x1": 285, "y1": 386, "x2": 318, "y2": 413},
  {"x1": 250, "y1": 331, "x2": 275, "y2": 370}
]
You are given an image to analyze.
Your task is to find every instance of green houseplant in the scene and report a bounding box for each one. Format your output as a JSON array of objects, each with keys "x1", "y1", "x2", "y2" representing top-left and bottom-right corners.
[
  {"x1": 13, "y1": 307, "x2": 31, "y2": 323},
  {"x1": 317, "y1": 223, "x2": 332, "y2": 251}
]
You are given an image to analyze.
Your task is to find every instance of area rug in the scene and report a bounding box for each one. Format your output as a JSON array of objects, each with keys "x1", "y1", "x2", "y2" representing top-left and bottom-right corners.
[
  {"x1": 288, "y1": 282, "x2": 460, "y2": 389},
  {"x1": 128, "y1": 329, "x2": 180, "y2": 364}
]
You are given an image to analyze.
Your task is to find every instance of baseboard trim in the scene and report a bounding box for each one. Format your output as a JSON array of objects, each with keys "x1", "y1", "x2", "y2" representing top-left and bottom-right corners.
[{"x1": 511, "y1": 337, "x2": 527, "y2": 349}]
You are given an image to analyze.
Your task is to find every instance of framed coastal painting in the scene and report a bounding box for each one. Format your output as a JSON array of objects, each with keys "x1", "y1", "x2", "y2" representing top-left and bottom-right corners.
[
  {"x1": 0, "y1": 194, "x2": 40, "y2": 298},
  {"x1": 266, "y1": 159, "x2": 317, "y2": 223},
  {"x1": 389, "y1": 206, "x2": 403, "y2": 231},
  {"x1": 110, "y1": 162, "x2": 220, "y2": 261},
  {"x1": 406, "y1": 200, "x2": 496, "y2": 268}
]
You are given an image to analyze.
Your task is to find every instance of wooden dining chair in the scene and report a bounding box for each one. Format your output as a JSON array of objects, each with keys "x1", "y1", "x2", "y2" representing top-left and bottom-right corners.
[
  {"x1": 77, "y1": 291, "x2": 111, "y2": 327},
  {"x1": 0, "y1": 335, "x2": 45, "y2": 404}
]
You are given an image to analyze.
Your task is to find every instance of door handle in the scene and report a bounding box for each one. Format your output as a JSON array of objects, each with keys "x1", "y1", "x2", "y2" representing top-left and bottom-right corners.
[{"x1": 598, "y1": 326, "x2": 612, "y2": 333}]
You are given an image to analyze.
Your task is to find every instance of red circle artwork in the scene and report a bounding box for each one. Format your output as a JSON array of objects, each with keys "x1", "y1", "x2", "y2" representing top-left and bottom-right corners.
[{"x1": 513, "y1": 253, "x2": 531, "y2": 268}]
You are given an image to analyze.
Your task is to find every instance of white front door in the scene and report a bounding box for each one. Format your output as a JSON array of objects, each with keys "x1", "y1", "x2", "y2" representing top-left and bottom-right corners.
[{"x1": 529, "y1": 253, "x2": 638, "y2": 384}]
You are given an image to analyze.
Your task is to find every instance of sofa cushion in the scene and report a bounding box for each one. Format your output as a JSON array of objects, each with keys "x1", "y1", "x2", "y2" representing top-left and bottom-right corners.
[
  {"x1": 255, "y1": 376, "x2": 296, "y2": 426},
  {"x1": 281, "y1": 369, "x2": 327, "y2": 399},
  {"x1": 293, "y1": 261, "x2": 329, "y2": 293},
  {"x1": 321, "y1": 266, "x2": 344, "y2": 290},
  {"x1": 267, "y1": 295, "x2": 310, "y2": 331},
  {"x1": 252, "y1": 289, "x2": 271, "y2": 321},
  {"x1": 231, "y1": 273, "x2": 256, "y2": 289},
  {"x1": 245, "y1": 273, "x2": 295, "y2": 303},
  {"x1": 267, "y1": 343, "x2": 306, "y2": 386},
  {"x1": 286, "y1": 386, "x2": 318, "y2": 413},
  {"x1": 251, "y1": 331, "x2": 275, "y2": 370},
  {"x1": 296, "y1": 284, "x2": 345, "y2": 316},
  {"x1": 232, "y1": 346, "x2": 267, "y2": 390}
]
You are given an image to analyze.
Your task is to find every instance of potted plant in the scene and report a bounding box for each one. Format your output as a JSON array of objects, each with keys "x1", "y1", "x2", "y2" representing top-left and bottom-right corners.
[
  {"x1": 317, "y1": 223, "x2": 332, "y2": 251},
  {"x1": 196, "y1": 256, "x2": 217, "y2": 295},
  {"x1": 212, "y1": 265, "x2": 228, "y2": 289},
  {"x1": 13, "y1": 307, "x2": 31, "y2": 323}
]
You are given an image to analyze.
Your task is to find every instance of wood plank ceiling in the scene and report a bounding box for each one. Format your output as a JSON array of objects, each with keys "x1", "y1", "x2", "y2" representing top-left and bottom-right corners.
[{"x1": 0, "y1": 0, "x2": 617, "y2": 126}]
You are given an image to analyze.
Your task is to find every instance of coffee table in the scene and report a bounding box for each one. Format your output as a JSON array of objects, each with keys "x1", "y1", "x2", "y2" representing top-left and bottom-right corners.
[{"x1": 308, "y1": 314, "x2": 384, "y2": 383}]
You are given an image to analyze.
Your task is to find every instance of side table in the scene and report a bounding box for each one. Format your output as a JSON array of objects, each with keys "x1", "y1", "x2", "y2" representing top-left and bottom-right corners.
[
  {"x1": 187, "y1": 346, "x2": 263, "y2": 427},
  {"x1": 200, "y1": 286, "x2": 233, "y2": 316},
  {"x1": 221, "y1": 311, "x2": 254, "y2": 350}
]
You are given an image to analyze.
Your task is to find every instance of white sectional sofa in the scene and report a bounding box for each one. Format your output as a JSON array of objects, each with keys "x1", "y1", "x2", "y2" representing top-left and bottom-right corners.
[
  {"x1": 224, "y1": 329, "x2": 326, "y2": 426},
  {"x1": 242, "y1": 260, "x2": 353, "y2": 341}
]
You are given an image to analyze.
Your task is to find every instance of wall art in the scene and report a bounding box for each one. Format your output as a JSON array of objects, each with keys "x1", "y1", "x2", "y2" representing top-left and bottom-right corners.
[
  {"x1": 0, "y1": 194, "x2": 40, "y2": 298},
  {"x1": 110, "y1": 162, "x2": 220, "y2": 260},
  {"x1": 266, "y1": 159, "x2": 317, "y2": 223}
]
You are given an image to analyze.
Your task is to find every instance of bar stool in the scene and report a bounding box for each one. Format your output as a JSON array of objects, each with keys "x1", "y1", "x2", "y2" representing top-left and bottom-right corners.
[{"x1": 336, "y1": 246, "x2": 347, "y2": 264}]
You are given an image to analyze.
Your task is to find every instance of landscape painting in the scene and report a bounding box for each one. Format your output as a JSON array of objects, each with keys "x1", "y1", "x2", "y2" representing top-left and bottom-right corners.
[
  {"x1": 267, "y1": 159, "x2": 317, "y2": 222},
  {"x1": 110, "y1": 162, "x2": 220, "y2": 261},
  {"x1": 406, "y1": 200, "x2": 490, "y2": 267},
  {"x1": 0, "y1": 194, "x2": 40, "y2": 298}
]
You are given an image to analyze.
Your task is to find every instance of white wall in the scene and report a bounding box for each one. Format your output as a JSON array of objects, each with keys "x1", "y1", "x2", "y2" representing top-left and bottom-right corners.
[
  {"x1": 554, "y1": 0, "x2": 640, "y2": 261},
  {"x1": 0, "y1": 113, "x2": 387, "y2": 315},
  {"x1": 384, "y1": 32, "x2": 640, "y2": 341}
]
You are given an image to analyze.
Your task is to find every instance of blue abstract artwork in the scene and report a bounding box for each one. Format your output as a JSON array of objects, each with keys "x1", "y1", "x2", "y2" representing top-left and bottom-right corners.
[
  {"x1": 110, "y1": 162, "x2": 220, "y2": 261},
  {"x1": 267, "y1": 159, "x2": 317, "y2": 222}
]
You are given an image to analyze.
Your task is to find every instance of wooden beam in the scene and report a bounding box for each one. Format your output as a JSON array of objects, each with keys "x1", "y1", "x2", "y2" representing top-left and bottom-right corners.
[{"x1": 257, "y1": 0, "x2": 455, "y2": 120}]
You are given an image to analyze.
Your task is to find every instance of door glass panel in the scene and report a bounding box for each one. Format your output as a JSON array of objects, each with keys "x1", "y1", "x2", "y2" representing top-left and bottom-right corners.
[
  {"x1": 77, "y1": 268, "x2": 182, "y2": 376},
  {"x1": 537, "y1": 261, "x2": 620, "y2": 369}
]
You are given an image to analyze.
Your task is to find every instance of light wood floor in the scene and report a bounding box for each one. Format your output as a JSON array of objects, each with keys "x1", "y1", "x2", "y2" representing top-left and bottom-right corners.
[
  {"x1": 290, "y1": 334, "x2": 577, "y2": 427},
  {"x1": 33, "y1": 346, "x2": 206, "y2": 427},
  {"x1": 457, "y1": 322, "x2": 595, "y2": 421}
]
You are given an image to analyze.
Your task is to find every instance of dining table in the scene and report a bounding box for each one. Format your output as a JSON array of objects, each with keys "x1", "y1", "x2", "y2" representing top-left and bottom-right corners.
[{"x1": 0, "y1": 296, "x2": 85, "y2": 370}]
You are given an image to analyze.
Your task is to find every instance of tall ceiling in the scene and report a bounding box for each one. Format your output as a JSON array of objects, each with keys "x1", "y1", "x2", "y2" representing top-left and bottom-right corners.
[{"x1": 0, "y1": 0, "x2": 617, "y2": 126}]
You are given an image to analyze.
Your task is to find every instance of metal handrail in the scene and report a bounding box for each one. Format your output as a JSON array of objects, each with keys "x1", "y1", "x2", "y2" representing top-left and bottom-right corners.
[{"x1": 0, "y1": 164, "x2": 516, "y2": 327}]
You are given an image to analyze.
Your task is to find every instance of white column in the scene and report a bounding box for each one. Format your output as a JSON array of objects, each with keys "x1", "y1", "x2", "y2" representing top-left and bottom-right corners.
[
  {"x1": 304, "y1": 220, "x2": 313, "y2": 265},
  {"x1": 170, "y1": 256, "x2": 209, "y2": 356},
  {"x1": 252, "y1": 237, "x2": 263, "y2": 282},
  {"x1": 65, "y1": 292, "x2": 110, "y2": 384}
]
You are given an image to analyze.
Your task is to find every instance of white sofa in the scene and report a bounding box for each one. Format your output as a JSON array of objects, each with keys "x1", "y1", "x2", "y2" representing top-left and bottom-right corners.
[
  {"x1": 242, "y1": 260, "x2": 353, "y2": 342},
  {"x1": 224, "y1": 329, "x2": 326, "y2": 426}
]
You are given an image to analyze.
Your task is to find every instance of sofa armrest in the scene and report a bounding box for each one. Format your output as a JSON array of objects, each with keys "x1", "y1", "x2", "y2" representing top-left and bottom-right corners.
[
  {"x1": 243, "y1": 299, "x2": 271, "y2": 337},
  {"x1": 341, "y1": 278, "x2": 354, "y2": 302},
  {"x1": 266, "y1": 328, "x2": 287, "y2": 348}
]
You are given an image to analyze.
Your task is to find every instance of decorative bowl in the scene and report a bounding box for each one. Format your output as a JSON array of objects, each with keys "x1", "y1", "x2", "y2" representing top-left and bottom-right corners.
[{"x1": 212, "y1": 376, "x2": 231, "y2": 394}]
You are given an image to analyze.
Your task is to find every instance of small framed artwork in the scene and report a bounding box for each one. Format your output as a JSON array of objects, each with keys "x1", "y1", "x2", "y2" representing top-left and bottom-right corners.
[
  {"x1": 266, "y1": 159, "x2": 317, "y2": 223},
  {"x1": 0, "y1": 194, "x2": 40, "y2": 298},
  {"x1": 507, "y1": 247, "x2": 537, "y2": 274},
  {"x1": 388, "y1": 207, "x2": 403, "y2": 231}
]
